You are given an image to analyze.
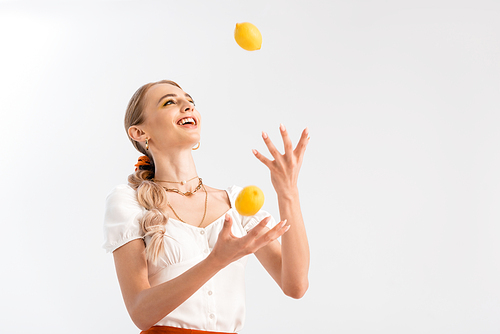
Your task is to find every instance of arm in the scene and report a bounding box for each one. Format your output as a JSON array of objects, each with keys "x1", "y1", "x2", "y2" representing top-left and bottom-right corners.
[
  {"x1": 113, "y1": 215, "x2": 289, "y2": 330},
  {"x1": 252, "y1": 124, "x2": 310, "y2": 299}
]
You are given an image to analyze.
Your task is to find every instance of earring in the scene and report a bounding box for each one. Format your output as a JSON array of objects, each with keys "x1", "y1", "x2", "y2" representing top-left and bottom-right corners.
[
  {"x1": 192, "y1": 142, "x2": 200, "y2": 150},
  {"x1": 145, "y1": 138, "x2": 149, "y2": 150}
]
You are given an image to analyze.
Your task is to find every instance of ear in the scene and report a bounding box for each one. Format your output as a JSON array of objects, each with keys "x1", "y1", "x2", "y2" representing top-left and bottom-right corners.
[{"x1": 128, "y1": 125, "x2": 147, "y2": 143}]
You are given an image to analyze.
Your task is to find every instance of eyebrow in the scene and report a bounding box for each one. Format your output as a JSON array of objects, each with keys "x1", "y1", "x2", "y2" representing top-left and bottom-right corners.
[{"x1": 157, "y1": 93, "x2": 194, "y2": 106}]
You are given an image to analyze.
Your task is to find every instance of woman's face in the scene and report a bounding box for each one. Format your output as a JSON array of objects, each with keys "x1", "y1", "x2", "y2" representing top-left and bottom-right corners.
[{"x1": 141, "y1": 83, "x2": 201, "y2": 152}]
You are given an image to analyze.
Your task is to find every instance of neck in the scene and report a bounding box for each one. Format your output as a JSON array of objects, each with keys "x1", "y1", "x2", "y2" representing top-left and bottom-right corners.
[{"x1": 152, "y1": 149, "x2": 199, "y2": 192}]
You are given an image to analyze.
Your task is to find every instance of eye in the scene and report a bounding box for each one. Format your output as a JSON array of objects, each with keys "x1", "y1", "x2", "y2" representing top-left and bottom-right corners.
[
  {"x1": 163, "y1": 99, "x2": 175, "y2": 107},
  {"x1": 189, "y1": 100, "x2": 196, "y2": 106}
]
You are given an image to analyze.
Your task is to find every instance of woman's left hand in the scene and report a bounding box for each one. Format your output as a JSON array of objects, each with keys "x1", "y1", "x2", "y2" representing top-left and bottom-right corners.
[{"x1": 253, "y1": 124, "x2": 309, "y2": 195}]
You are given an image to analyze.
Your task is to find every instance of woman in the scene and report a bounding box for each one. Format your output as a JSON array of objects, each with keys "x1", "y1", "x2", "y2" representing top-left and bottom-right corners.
[{"x1": 103, "y1": 80, "x2": 310, "y2": 334}]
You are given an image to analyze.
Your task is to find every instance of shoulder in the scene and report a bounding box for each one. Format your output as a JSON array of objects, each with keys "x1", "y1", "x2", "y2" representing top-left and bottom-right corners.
[
  {"x1": 105, "y1": 184, "x2": 143, "y2": 210},
  {"x1": 103, "y1": 184, "x2": 146, "y2": 253},
  {"x1": 225, "y1": 185, "x2": 243, "y2": 204},
  {"x1": 106, "y1": 183, "x2": 136, "y2": 201},
  {"x1": 104, "y1": 183, "x2": 145, "y2": 220}
]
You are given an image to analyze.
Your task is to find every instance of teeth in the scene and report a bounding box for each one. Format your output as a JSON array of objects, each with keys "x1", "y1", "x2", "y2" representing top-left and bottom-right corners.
[{"x1": 178, "y1": 117, "x2": 196, "y2": 125}]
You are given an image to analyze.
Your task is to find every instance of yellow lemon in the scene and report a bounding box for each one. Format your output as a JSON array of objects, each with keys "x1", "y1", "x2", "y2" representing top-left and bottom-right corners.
[
  {"x1": 234, "y1": 22, "x2": 262, "y2": 51},
  {"x1": 235, "y1": 185, "x2": 265, "y2": 216}
]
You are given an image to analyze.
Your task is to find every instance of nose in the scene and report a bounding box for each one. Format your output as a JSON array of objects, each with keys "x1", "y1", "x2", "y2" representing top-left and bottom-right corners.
[{"x1": 182, "y1": 100, "x2": 194, "y2": 113}]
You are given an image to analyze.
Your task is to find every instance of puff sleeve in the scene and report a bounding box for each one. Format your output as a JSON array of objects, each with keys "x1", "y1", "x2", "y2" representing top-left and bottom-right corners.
[
  {"x1": 102, "y1": 184, "x2": 146, "y2": 253},
  {"x1": 227, "y1": 185, "x2": 277, "y2": 232}
]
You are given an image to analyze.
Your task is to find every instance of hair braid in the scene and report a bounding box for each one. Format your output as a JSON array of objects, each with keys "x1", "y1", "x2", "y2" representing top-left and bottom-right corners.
[{"x1": 128, "y1": 174, "x2": 168, "y2": 264}]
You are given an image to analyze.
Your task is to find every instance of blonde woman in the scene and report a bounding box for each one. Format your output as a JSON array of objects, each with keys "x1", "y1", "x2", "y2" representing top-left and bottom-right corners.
[{"x1": 103, "y1": 80, "x2": 310, "y2": 334}]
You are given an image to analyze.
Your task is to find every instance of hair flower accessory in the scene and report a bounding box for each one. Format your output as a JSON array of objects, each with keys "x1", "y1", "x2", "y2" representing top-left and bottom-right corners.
[{"x1": 135, "y1": 155, "x2": 152, "y2": 171}]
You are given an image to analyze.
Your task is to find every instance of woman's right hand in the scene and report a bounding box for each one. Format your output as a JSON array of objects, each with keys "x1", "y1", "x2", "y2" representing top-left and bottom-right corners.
[{"x1": 209, "y1": 214, "x2": 290, "y2": 268}]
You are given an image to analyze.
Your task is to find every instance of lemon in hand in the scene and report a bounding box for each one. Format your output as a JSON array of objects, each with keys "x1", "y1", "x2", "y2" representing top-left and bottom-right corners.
[
  {"x1": 235, "y1": 186, "x2": 265, "y2": 216},
  {"x1": 234, "y1": 22, "x2": 262, "y2": 51}
]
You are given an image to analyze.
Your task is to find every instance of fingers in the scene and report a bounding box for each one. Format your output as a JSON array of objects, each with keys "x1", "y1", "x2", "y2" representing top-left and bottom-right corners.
[
  {"x1": 252, "y1": 149, "x2": 272, "y2": 168},
  {"x1": 280, "y1": 124, "x2": 294, "y2": 156},
  {"x1": 214, "y1": 216, "x2": 290, "y2": 263},
  {"x1": 256, "y1": 220, "x2": 290, "y2": 246},
  {"x1": 247, "y1": 218, "x2": 290, "y2": 244},
  {"x1": 257, "y1": 125, "x2": 309, "y2": 161},
  {"x1": 269, "y1": 219, "x2": 290, "y2": 236},
  {"x1": 261, "y1": 131, "x2": 281, "y2": 160},
  {"x1": 294, "y1": 127, "x2": 310, "y2": 160},
  {"x1": 246, "y1": 216, "x2": 271, "y2": 237}
]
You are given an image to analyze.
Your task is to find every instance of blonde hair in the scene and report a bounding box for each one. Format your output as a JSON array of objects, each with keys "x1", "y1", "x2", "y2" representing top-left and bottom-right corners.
[{"x1": 125, "y1": 80, "x2": 182, "y2": 264}]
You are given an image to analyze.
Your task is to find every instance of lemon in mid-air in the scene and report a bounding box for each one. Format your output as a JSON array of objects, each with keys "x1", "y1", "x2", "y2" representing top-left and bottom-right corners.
[
  {"x1": 234, "y1": 22, "x2": 262, "y2": 51},
  {"x1": 235, "y1": 186, "x2": 265, "y2": 216}
]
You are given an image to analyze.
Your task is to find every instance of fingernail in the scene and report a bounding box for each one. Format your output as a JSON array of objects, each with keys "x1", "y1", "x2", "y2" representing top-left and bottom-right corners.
[
  {"x1": 252, "y1": 149, "x2": 258, "y2": 155},
  {"x1": 305, "y1": 127, "x2": 309, "y2": 135},
  {"x1": 280, "y1": 123, "x2": 286, "y2": 131},
  {"x1": 262, "y1": 131, "x2": 268, "y2": 139},
  {"x1": 284, "y1": 225, "x2": 291, "y2": 233}
]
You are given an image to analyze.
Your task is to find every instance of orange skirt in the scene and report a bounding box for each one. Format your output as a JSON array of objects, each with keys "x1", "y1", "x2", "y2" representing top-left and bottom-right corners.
[{"x1": 141, "y1": 326, "x2": 236, "y2": 334}]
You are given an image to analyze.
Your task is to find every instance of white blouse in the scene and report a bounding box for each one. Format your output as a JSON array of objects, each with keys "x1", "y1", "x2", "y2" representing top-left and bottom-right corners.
[{"x1": 103, "y1": 184, "x2": 276, "y2": 333}]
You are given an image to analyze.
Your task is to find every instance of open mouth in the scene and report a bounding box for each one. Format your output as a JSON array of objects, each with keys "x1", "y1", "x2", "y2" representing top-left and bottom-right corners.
[{"x1": 177, "y1": 117, "x2": 197, "y2": 126}]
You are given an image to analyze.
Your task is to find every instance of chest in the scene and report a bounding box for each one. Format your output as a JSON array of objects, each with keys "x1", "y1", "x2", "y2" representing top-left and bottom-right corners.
[
  {"x1": 146, "y1": 209, "x2": 245, "y2": 269},
  {"x1": 162, "y1": 190, "x2": 231, "y2": 228}
]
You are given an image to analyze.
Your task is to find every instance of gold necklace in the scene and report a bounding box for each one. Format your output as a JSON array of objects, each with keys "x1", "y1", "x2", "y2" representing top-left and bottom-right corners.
[
  {"x1": 154, "y1": 176, "x2": 198, "y2": 186},
  {"x1": 166, "y1": 184, "x2": 208, "y2": 228},
  {"x1": 161, "y1": 178, "x2": 203, "y2": 196}
]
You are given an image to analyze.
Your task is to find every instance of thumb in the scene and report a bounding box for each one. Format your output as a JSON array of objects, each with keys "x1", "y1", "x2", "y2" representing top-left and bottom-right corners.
[{"x1": 219, "y1": 214, "x2": 233, "y2": 238}]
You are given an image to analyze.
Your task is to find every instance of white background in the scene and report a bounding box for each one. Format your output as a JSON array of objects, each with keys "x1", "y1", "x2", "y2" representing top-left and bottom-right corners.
[{"x1": 1, "y1": 1, "x2": 499, "y2": 333}]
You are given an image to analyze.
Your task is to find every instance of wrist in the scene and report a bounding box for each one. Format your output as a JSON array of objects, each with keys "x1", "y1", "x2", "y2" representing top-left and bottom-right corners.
[
  {"x1": 276, "y1": 187, "x2": 300, "y2": 201},
  {"x1": 204, "y1": 251, "x2": 228, "y2": 272}
]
